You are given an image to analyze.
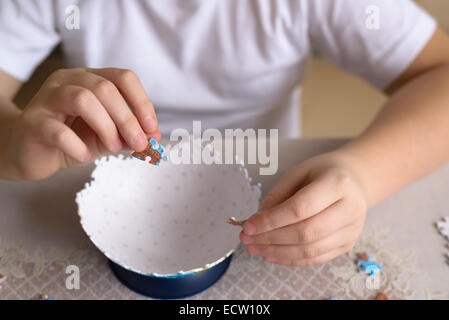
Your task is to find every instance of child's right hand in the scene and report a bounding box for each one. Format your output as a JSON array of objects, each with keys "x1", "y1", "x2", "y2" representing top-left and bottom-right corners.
[{"x1": 8, "y1": 68, "x2": 161, "y2": 181}]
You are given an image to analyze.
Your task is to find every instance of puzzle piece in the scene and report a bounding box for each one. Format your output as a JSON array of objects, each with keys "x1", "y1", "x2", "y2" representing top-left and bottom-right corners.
[
  {"x1": 436, "y1": 217, "x2": 449, "y2": 265},
  {"x1": 38, "y1": 293, "x2": 56, "y2": 300},
  {"x1": 132, "y1": 138, "x2": 167, "y2": 166},
  {"x1": 356, "y1": 252, "x2": 382, "y2": 276},
  {"x1": 0, "y1": 274, "x2": 6, "y2": 289},
  {"x1": 227, "y1": 217, "x2": 247, "y2": 226},
  {"x1": 376, "y1": 292, "x2": 388, "y2": 300},
  {"x1": 356, "y1": 252, "x2": 370, "y2": 262},
  {"x1": 437, "y1": 216, "x2": 449, "y2": 241}
]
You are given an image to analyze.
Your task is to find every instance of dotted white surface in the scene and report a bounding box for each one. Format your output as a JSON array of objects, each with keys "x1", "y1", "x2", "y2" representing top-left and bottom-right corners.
[{"x1": 76, "y1": 155, "x2": 260, "y2": 275}]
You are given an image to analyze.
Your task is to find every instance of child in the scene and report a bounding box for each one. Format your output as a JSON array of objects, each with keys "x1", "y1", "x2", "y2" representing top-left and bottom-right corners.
[{"x1": 1, "y1": 0, "x2": 449, "y2": 267}]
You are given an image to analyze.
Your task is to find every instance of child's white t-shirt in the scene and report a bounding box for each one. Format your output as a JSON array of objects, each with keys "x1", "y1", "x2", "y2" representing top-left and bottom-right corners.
[{"x1": 0, "y1": 0, "x2": 436, "y2": 138}]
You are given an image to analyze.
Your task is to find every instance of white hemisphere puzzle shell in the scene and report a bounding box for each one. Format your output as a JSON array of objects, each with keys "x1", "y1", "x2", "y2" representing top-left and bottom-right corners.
[{"x1": 76, "y1": 147, "x2": 261, "y2": 277}]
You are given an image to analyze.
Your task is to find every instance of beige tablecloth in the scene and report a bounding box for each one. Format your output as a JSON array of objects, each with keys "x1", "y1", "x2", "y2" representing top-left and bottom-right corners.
[{"x1": 0, "y1": 139, "x2": 447, "y2": 300}]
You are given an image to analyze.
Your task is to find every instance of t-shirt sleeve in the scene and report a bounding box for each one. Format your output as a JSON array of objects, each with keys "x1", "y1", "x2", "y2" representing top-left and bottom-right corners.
[
  {"x1": 307, "y1": 0, "x2": 437, "y2": 90},
  {"x1": 0, "y1": 0, "x2": 60, "y2": 82}
]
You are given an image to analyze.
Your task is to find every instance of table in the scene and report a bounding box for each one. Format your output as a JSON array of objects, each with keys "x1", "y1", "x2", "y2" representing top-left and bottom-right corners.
[{"x1": 0, "y1": 139, "x2": 447, "y2": 300}]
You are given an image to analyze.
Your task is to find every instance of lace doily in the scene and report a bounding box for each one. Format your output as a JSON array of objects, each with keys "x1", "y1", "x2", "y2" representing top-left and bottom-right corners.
[
  {"x1": 329, "y1": 228, "x2": 423, "y2": 299},
  {"x1": 0, "y1": 227, "x2": 446, "y2": 300}
]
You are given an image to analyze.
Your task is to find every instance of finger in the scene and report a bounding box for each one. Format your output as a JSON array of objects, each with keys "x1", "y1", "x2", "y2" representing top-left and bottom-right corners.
[
  {"x1": 55, "y1": 71, "x2": 148, "y2": 151},
  {"x1": 38, "y1": 116, "x2": 91, "y2": 163},
  {"x1": 88, "y1": 68, "x2": 159, "y2": 134},
  {"x1": 241, "y1": 200, "x2": 352, "y2": 245},
  {"x1": 50, "y1": 85, "x2": 123, "y2": 153},
  {"x1": 243, "y1": 172, "x2": 342, "y2": 236},
  {"x1": 118, "y1": 130, "x2": 162, "y2": 151},
  {"x1": 245, "y1": 224, "x2": 358, "y2": 260},
  {"x1": 259, "y1": 165, "x2": 310, "y2": 211},
  {"x1": 263, "y1": 244, "x2": 353, "y2": 267},
  {"x1": 70, "y1": 117, "x2": 110, "y2": 156}
]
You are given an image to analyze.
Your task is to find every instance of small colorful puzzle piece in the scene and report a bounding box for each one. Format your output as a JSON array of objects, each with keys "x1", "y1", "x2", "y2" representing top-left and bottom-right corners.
[
  {"x1": 0, "y1": 274, "x2": 6, "y2": 289},
  {"x1": 132, "y1": 138, "x2": 167, "y2": 166},
  {"x1": 38, "y1": 293, "x2": 56, "y2": 300},
  {"x1": 227, "y1": 217, "x2": 247, "y2": 226},
  {"x1": 437, "y1": 216, "x2": 449, "y2": 241},
  {"x1": 356, "y1": 252, "x2": 382, "y2": 276},
  {"x1": 376, "y1": 292, "x2": 388, "y2": 300},
  {"x1": 436, "y1": 217, "x2": 449, "y2": 265}
]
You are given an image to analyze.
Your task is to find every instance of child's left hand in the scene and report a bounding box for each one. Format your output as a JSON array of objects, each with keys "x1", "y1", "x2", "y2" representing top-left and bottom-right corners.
[{"x1": 240, "y1": 151, "x2": 368, "y2": 266}]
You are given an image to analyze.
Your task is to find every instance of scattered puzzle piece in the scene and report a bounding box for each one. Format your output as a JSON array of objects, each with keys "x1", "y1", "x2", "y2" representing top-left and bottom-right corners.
[
  {"x1": 38, "y1": 293, "x2": 56, "y2": 300},
  {"x1": 227, "y1": 217, "x2": 247, "y2": 226},
  {"x1": 132, "y1": 138, "x2": 167, "y2": 166},
  {"x1": 0, "y1": 274, "x2": 6, "y2": 289},
  {"x1": 437, "y1": 216, "x2": 449, "y2": 241},
  {"x1": 356, "y1": 252, "x2": 370, "y2": 262},
  {"x1": 436, "y1": 217, "x2": 449, "y2": 265},
  {"x1": 376, "y1": 292, "x2": 388, "y2": 300},
  {"x1": 356, "y1": 252, "x2": 382, "y2": 276}
]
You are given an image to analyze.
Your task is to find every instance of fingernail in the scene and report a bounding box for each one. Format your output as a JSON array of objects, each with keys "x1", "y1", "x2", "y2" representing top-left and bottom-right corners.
[
  {"x1": 264, "y1": 257, "x2": 276, "y2": 263},
  {"x1": 240, "y1": 233, "x2": 254, "y2": 244},
  {"x1": 243, "y1": 222, "x2": 256, "y2": 236},
  {"x1": 133, "y1": 132, "x2": 148, "y2": 150}
]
